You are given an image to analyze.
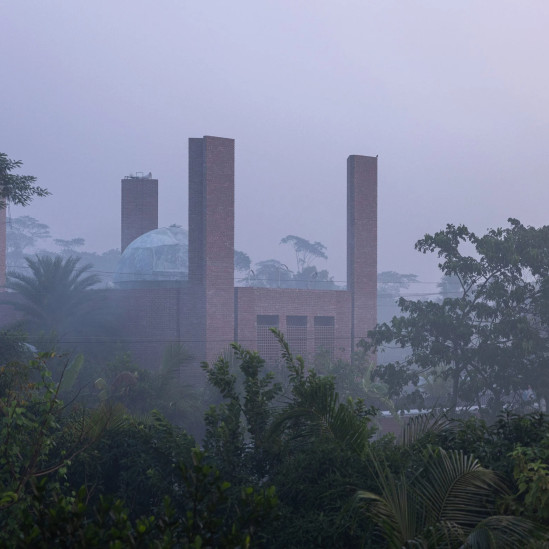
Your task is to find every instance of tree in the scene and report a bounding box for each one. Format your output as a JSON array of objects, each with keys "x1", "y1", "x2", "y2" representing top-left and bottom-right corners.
[
  {"x1": 0, "y1": 357, "x2": 278, "y2": 548},
  {"x1": 202, "y1": 343, "x2": 283, "y2": 483},
  {"x1": 293, "y1": 265, "x2": 337, "y2": 289},
  {"x1": 377, "y1": 271, "x2": 418, "y2": 299},
  {"x1": 377, "y1": 271, "x2": 419, "y2": 333},
  {"x1": 0, "y1": 327, "x2": 32, "y2": 365},
  {"x1": 6, "y1": 216, "x2": 51, "y2": 268},
  {"x1": 252, "y1": 259, "x2": 293, "y2": 288},
  {"x1": 234, "y1": 249, "x2": 251, "y2": 273},
  {"x1": 0, "y1": 153, "x2": 49, "y2": 208},
  {"x1": 7, "y1": 214, "x2": 121, "y2": 285},
  {"x1": 280, "y1": 234, "x2": 328, "y2": 274},
  {"x1": 93, "y1": 346, "x2": 203, "y2": 436},
  {"x1": 201, "y1": 332, "x2": 377, "y2": 548},
  {"x1": 438, "y1": 273, "x2": 462, "y2": 301},
  {"x1": 357, "y1": 446, "x2": 543, "y2": 548},
  {"x1": 0, "y1": 355, "x2": 119, "y2": 527},
  {"x1": 364, "y1": 219, "x2": 549, "y2": 416},
  {"x1": 5, "y1": 255, "x2": 101, "y2": 338},
  {"x1": 269, "y1": 329, "x2": 375, "y2": 453},
  {"x1": 235, "y1": 249, "x2": 253, "y2": 286},
  {"x1": 241, "y1": 235, "x2": 335, "y2": 289},
  {"x1": 54, "y1": 237, "x2": 85, "y2": 254}
]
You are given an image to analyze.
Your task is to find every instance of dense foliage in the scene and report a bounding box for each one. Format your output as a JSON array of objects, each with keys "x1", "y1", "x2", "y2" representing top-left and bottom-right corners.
[
  {"x1": 3, "y1": 337, "x2": 549, "y2": 547},
  {"x1": 3, "y1": 212, "x2": 549, "y2": 546},
  {"x1": 365, "y1": 219, "x2": 549, "y2": 418},
  {"x1": 6, "y1": 255, "x2": 102, "y2": 336},
  {"x1": 0, "y1": 153, "x2": 49, "y2": 209}
]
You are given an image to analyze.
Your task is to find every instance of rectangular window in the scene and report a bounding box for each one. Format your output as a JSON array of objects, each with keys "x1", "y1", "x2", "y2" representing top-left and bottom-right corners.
[
  {"x1": 286, "y1": 315, "x2": 308, "y2": 358},
  {"x1": 257, "y1": 315, "x2": 280, "y2": 364},
  {"x1": 314, "y1": 316, "x2": 335, "y2": 360}
]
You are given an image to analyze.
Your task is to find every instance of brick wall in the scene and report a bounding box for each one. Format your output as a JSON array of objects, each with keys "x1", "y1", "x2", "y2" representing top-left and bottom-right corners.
[
  {"x1": 121, "y1": 177, "x2": 158, "y2": 252},
  {"x1": 187, "y1": 139, "x2": 206, "y2": 361},
  {"x1": 188, "y1": 136, "x2": 235, "y2": 364},
  {"x1": 111, "y1": 286, "x2": 206, "y2": 385},
  {"x1": 235, "y1": 287, "x2": 352, "y2": 363},
  {"x1": 0, "y1": 140, "x2": 378, "y2": 382},
  {"x1": 0, "y1": 206, "x2": 5, "y2": 288},
  {"x1": 111, "y1": 287, "x2": 180, "y2": 365},
  {"x1": 347, "y1": 155, "x2": 377, "y2": 354}
]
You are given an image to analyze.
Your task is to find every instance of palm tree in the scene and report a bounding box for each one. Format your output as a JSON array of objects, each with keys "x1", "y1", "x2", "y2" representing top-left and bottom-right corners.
[
  {"x1": 268, "y1": 328, "x2": 374, "y2": 456},
  {"x1": 5, "y1": 255, "x2": 101, "y2": 337},
  {"x1": 357, "y1": 445, "x2": 545, "y2": 548}
]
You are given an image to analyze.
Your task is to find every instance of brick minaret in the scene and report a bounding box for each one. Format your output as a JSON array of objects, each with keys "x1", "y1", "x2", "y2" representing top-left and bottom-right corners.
[
  {"x1": 121, "y1": 175, "x2": 158, "y2": 252},
  {"x1": 0, "y1": 206, "x2": 6, "y2": 288},
  {"x1": 347, "y1": 155, "x2": 377, "y2": 354},
  {"x1": 188, "y1": 136, "x2": 235, "y2": 363}
]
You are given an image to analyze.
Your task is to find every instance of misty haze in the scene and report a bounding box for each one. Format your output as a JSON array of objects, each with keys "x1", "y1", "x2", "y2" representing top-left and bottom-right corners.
[{"x1": 2, "y1": 2, "x2": 549, "y2": 547}]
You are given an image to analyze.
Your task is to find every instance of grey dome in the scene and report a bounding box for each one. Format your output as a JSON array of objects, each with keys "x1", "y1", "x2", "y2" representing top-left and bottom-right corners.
[{"x1": 114, "y1": 226, "x2": 188, "y2": 287}]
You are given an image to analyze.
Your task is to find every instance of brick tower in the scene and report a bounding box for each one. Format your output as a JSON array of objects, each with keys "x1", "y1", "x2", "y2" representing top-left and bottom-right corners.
[
  {"x1": 0, "y1": 206, "x2": 6, "y2": 288},
  {"x1": 347, "y1": 155, "x2": 377, "y2": 355},
  {"x1": 121, "y1": 174, "x2": 158, "y2": 252},
  {"x1": 187, "y1": 136, "x2": 235, "y2": 363}
]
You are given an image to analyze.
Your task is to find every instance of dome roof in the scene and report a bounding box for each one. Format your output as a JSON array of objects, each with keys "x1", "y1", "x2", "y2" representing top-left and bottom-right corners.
[{"x1": 114, "y1": 226, "x2": 188, "y2": 287}]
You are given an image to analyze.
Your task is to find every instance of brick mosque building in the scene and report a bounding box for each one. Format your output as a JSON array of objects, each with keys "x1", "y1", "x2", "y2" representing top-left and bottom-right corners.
[
  {"x1": 114, "y1": 135, "x2": 377, "y2": 380},
  {"x1": 0, "y1": 135, "x2": 376, "y2": 382}
]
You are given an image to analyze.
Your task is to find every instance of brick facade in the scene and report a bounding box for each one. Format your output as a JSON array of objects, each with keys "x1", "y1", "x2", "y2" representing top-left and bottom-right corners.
[
  {"x1": 111, "y1": 286, "x2": 203, "y2": 385},
  {"x1": 115, "y1": 139, "x2": 377, "y2": 375},
  {"x1": 235, "y1": 287, "x2": 352, "y2": 362},
  {"x1": 0, "y1": 137, "x2": 377, "y2": 382},
  {"x1": 188, "y1": 137, "x2": 235, "y2": 364},
  {"x1": 121, "y1": 176, "x2": 158, "y2": 253},
  {"x1": 0, "y1": 206, "x2": 5, "y2": 288},
  {"x1": 347, "y1": 155, "x2": 377, "y2": 354}
]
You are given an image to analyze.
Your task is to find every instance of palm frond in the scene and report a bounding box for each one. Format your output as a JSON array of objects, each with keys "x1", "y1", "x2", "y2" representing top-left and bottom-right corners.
[
  {"x1": 357, "y1": 463, "x2": 423, "y2": 548},
  {"x1": 466, "y1": 515, "x2": 548, "y2": 549},
  {"x1": 84, "y1": 401, "x2": 128, "y2": 439},
  {"x1": 270, "y1": 327, "x2": 306, "y2": 385},
  {"x1": 415, "y1": 448, "x2": 507, "y2": 529},
  {"x1": 355, "y1": 445, "x2": 542, "y2": 549},
  {"x1": 401, "y1": 411, "x2": 454, "y2": 447},
  {"x1": 161, "y1": 342, "x2": 192, "y2": 381},
  {"x1": 268, "y1": 377, "x2": 370, "y2": 454},
  {"x1": 58, "y1": 354, "x2": 84, "y2": 393},
  {"x1": 4, "y1": 255, "x2": 102, "y2": 336}
]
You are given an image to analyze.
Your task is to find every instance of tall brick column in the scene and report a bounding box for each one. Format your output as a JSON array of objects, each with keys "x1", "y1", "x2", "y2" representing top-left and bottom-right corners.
[
  {"x1": 0, "y1": 206, "x2": 6, "y2": 288},
  {"x1": 187, "y1": 136, "x2": 235, "y2": 364},
  {"x1": 347, "y1": 155, "x2": 377, "y2": 355},
  {"x1": 121, "y1": 175, "x2": 158, "y2": 252}
]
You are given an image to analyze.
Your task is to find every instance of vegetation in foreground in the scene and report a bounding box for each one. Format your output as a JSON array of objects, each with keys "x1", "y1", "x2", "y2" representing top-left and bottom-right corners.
[
  {"x1": 3, "y1": 216, "x2": 549, "y2": 546},
  {"x1": 2, "y1": 337, "x2": 549, "y2": 548},
  {"x1": 2, "y1": 155, "x2": 549, "y2": 546}
]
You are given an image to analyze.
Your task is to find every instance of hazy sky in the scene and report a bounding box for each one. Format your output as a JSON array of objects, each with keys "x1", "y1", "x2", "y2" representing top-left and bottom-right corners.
[{"x1": 2, "y1": 1, "x2": 548, "y2": 285}]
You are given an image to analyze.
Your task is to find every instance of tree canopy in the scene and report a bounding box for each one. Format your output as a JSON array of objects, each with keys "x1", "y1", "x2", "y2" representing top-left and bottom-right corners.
[
  {"x1": 377, "y1": 271, "x2": 419, "y2": 298},
  {"x1": 2, "y1": 321, "x2": 549, "y2": 546},
  {"x1": 280, "y1": 234, "x2": 328, "y2": 273},
  {"x1": 6, "y1": 215, "x2": 51, "y2": 267},
  {"x1": 5, "y1": 255, "x2": 101, "y2": 337},
  {"x1": 364, "y1": 219, "x2": 549, "y2": 417},
  {"x1": 234, "y1": 249, "x2": 251, "y2": 273},
  {"x1": 0, "y1": 153, "x2": 49, "y2": 208}
]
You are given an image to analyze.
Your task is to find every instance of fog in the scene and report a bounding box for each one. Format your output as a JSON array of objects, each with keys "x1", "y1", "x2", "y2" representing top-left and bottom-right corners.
[
  {"x1": 2, "y1": 1, "x2": 549, "y2": 285},
  {"x1": 5, "y1": 4, "x2": 549, "y2": 543}
]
